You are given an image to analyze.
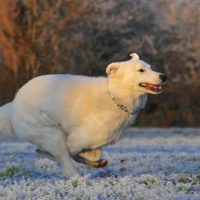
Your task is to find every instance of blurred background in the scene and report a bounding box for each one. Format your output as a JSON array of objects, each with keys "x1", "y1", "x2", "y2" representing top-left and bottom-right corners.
[{"x1": 0, "y1": 0, "x2": 199, "y2": 127}]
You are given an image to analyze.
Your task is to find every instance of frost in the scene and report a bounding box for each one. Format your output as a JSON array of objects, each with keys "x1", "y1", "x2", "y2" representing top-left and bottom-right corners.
[{"x1": 0, "y1": 128, "x2": 199, "y2": 199}]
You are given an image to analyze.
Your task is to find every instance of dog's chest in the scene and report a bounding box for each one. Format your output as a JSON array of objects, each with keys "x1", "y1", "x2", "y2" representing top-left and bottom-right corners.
[
  {"x1": 86, "y1": 113, "x2": 131, "y2": 149},
  {"x1": 103, "y1": 127, "x2": 123, "y2": 145}
]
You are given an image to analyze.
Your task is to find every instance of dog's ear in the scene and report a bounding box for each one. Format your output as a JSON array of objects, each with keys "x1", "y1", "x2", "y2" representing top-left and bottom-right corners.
[
  {"x1": 130, "y1": 53, "x2": 139, "y2": 60},
  {"x1": 106, "y1": 62, "x2": 121, "y2": 75}
]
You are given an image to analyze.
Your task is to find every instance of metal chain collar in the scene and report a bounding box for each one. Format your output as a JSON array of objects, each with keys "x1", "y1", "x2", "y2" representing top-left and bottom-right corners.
[{"x1": 107, "y1": 90, "x2": 139, "y2": 115}]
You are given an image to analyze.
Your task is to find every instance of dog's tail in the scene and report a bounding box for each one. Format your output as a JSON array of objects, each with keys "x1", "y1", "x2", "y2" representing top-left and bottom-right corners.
[{"x1": 0, "y1": 102, "x2": 15, "y2": 142}]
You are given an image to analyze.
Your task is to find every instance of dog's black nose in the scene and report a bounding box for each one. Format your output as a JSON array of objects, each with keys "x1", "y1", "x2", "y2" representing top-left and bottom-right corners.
[{"x1": 159, "y1": 74, "x2": 168, "y2": 82}]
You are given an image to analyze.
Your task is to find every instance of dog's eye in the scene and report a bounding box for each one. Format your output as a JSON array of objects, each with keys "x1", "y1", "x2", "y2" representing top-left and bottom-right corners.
[{"x1": 138, "y1": 69, "x2": 145, "y2": 73}]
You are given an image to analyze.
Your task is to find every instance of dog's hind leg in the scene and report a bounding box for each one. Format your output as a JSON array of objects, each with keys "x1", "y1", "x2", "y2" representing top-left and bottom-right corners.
[
  {"x1": 36, "y1": 149, "x2": 57, "y2": 161},
  {"x1": 73, "y1": 149, "x2": 108, "y2": 168},
  {"x1": 33, "y1": 127, "x2": 78, "y2": 178}
]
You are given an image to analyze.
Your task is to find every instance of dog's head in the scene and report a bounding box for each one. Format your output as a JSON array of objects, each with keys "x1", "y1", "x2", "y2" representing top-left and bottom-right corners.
[{"x1": 106, "y1": 53, "x2": 167, "y2": 95}]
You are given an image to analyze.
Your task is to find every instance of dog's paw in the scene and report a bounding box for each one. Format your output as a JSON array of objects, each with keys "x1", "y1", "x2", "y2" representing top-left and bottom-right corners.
[{"x1": 93, "y1": 159, "x2": 108, "y2": 168}]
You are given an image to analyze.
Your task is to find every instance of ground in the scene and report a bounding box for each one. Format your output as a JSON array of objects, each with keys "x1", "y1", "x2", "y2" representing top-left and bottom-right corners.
[{"x1": 0, "y1": 128, "x2": 200, "y2": 200}]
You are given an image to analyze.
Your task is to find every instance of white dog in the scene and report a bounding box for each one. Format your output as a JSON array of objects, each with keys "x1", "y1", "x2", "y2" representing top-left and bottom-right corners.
[{"x1": 0, "y1": 53, "x2": 167, "y2": 178}]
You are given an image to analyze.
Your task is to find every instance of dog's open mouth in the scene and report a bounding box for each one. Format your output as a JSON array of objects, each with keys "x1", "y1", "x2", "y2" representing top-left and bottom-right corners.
[{"x1": 139, "y1": 83, "x2": 162, "y2": 93}]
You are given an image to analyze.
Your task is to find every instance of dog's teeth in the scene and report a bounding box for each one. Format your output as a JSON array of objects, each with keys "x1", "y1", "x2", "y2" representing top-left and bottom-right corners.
[{"x1": 141, "y1": 83, "x2": 146, "y2": 87}]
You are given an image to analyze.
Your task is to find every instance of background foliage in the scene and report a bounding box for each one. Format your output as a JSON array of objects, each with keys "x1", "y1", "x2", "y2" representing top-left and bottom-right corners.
[{"x1": 0, "y1": 0, "x2": 199, "y2": 126}]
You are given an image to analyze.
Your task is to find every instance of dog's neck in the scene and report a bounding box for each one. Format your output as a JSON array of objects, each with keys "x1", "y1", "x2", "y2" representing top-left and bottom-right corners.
[
  {"x1": 106, "y1": 78, "x2": 141, "y2": 114},
  {"x1": 107, "y1": 90, "x2": 140, "y2": 115}
]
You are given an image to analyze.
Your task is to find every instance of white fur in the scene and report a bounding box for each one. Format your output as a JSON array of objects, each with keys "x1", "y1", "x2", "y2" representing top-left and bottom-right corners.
[{"x1": 0, "y1": 53, "x2": 164, "y2": 178}]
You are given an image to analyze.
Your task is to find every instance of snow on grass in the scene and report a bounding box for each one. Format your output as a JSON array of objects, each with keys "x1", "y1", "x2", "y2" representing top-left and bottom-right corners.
[{"x1": 0, "y1": 128, "x2": 200, "y2": 199}]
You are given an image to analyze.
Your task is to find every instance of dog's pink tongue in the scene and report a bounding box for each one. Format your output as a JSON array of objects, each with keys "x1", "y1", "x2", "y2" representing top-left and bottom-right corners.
[{"x1": 147, "y1": 83, "x2": 160, "y2": 92}]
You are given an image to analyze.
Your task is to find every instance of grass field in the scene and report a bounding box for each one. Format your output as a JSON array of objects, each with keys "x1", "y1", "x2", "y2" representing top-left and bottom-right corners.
[{"x1": 0, "y1": 128, "x2": 199, "y2": 200}]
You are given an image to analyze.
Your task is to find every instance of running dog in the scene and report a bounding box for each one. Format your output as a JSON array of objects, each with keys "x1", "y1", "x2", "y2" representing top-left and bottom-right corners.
[{"x1": 0, "y1": 53, "x2": 167, "y2": 178}]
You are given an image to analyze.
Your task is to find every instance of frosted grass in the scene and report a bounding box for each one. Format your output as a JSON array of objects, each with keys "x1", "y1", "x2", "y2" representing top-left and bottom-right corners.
[{"x1": 0, "y1": 128, "x2": 199, "y2": 200}]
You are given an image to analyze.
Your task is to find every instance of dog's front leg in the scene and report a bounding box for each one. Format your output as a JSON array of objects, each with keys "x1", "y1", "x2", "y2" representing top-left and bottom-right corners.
[
  {"x1": 79, "y1": 148, "x2": 102, "y2": 161},
  {"x1": 73, "y1": 149, "x2": 108, "y2": 168}
]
